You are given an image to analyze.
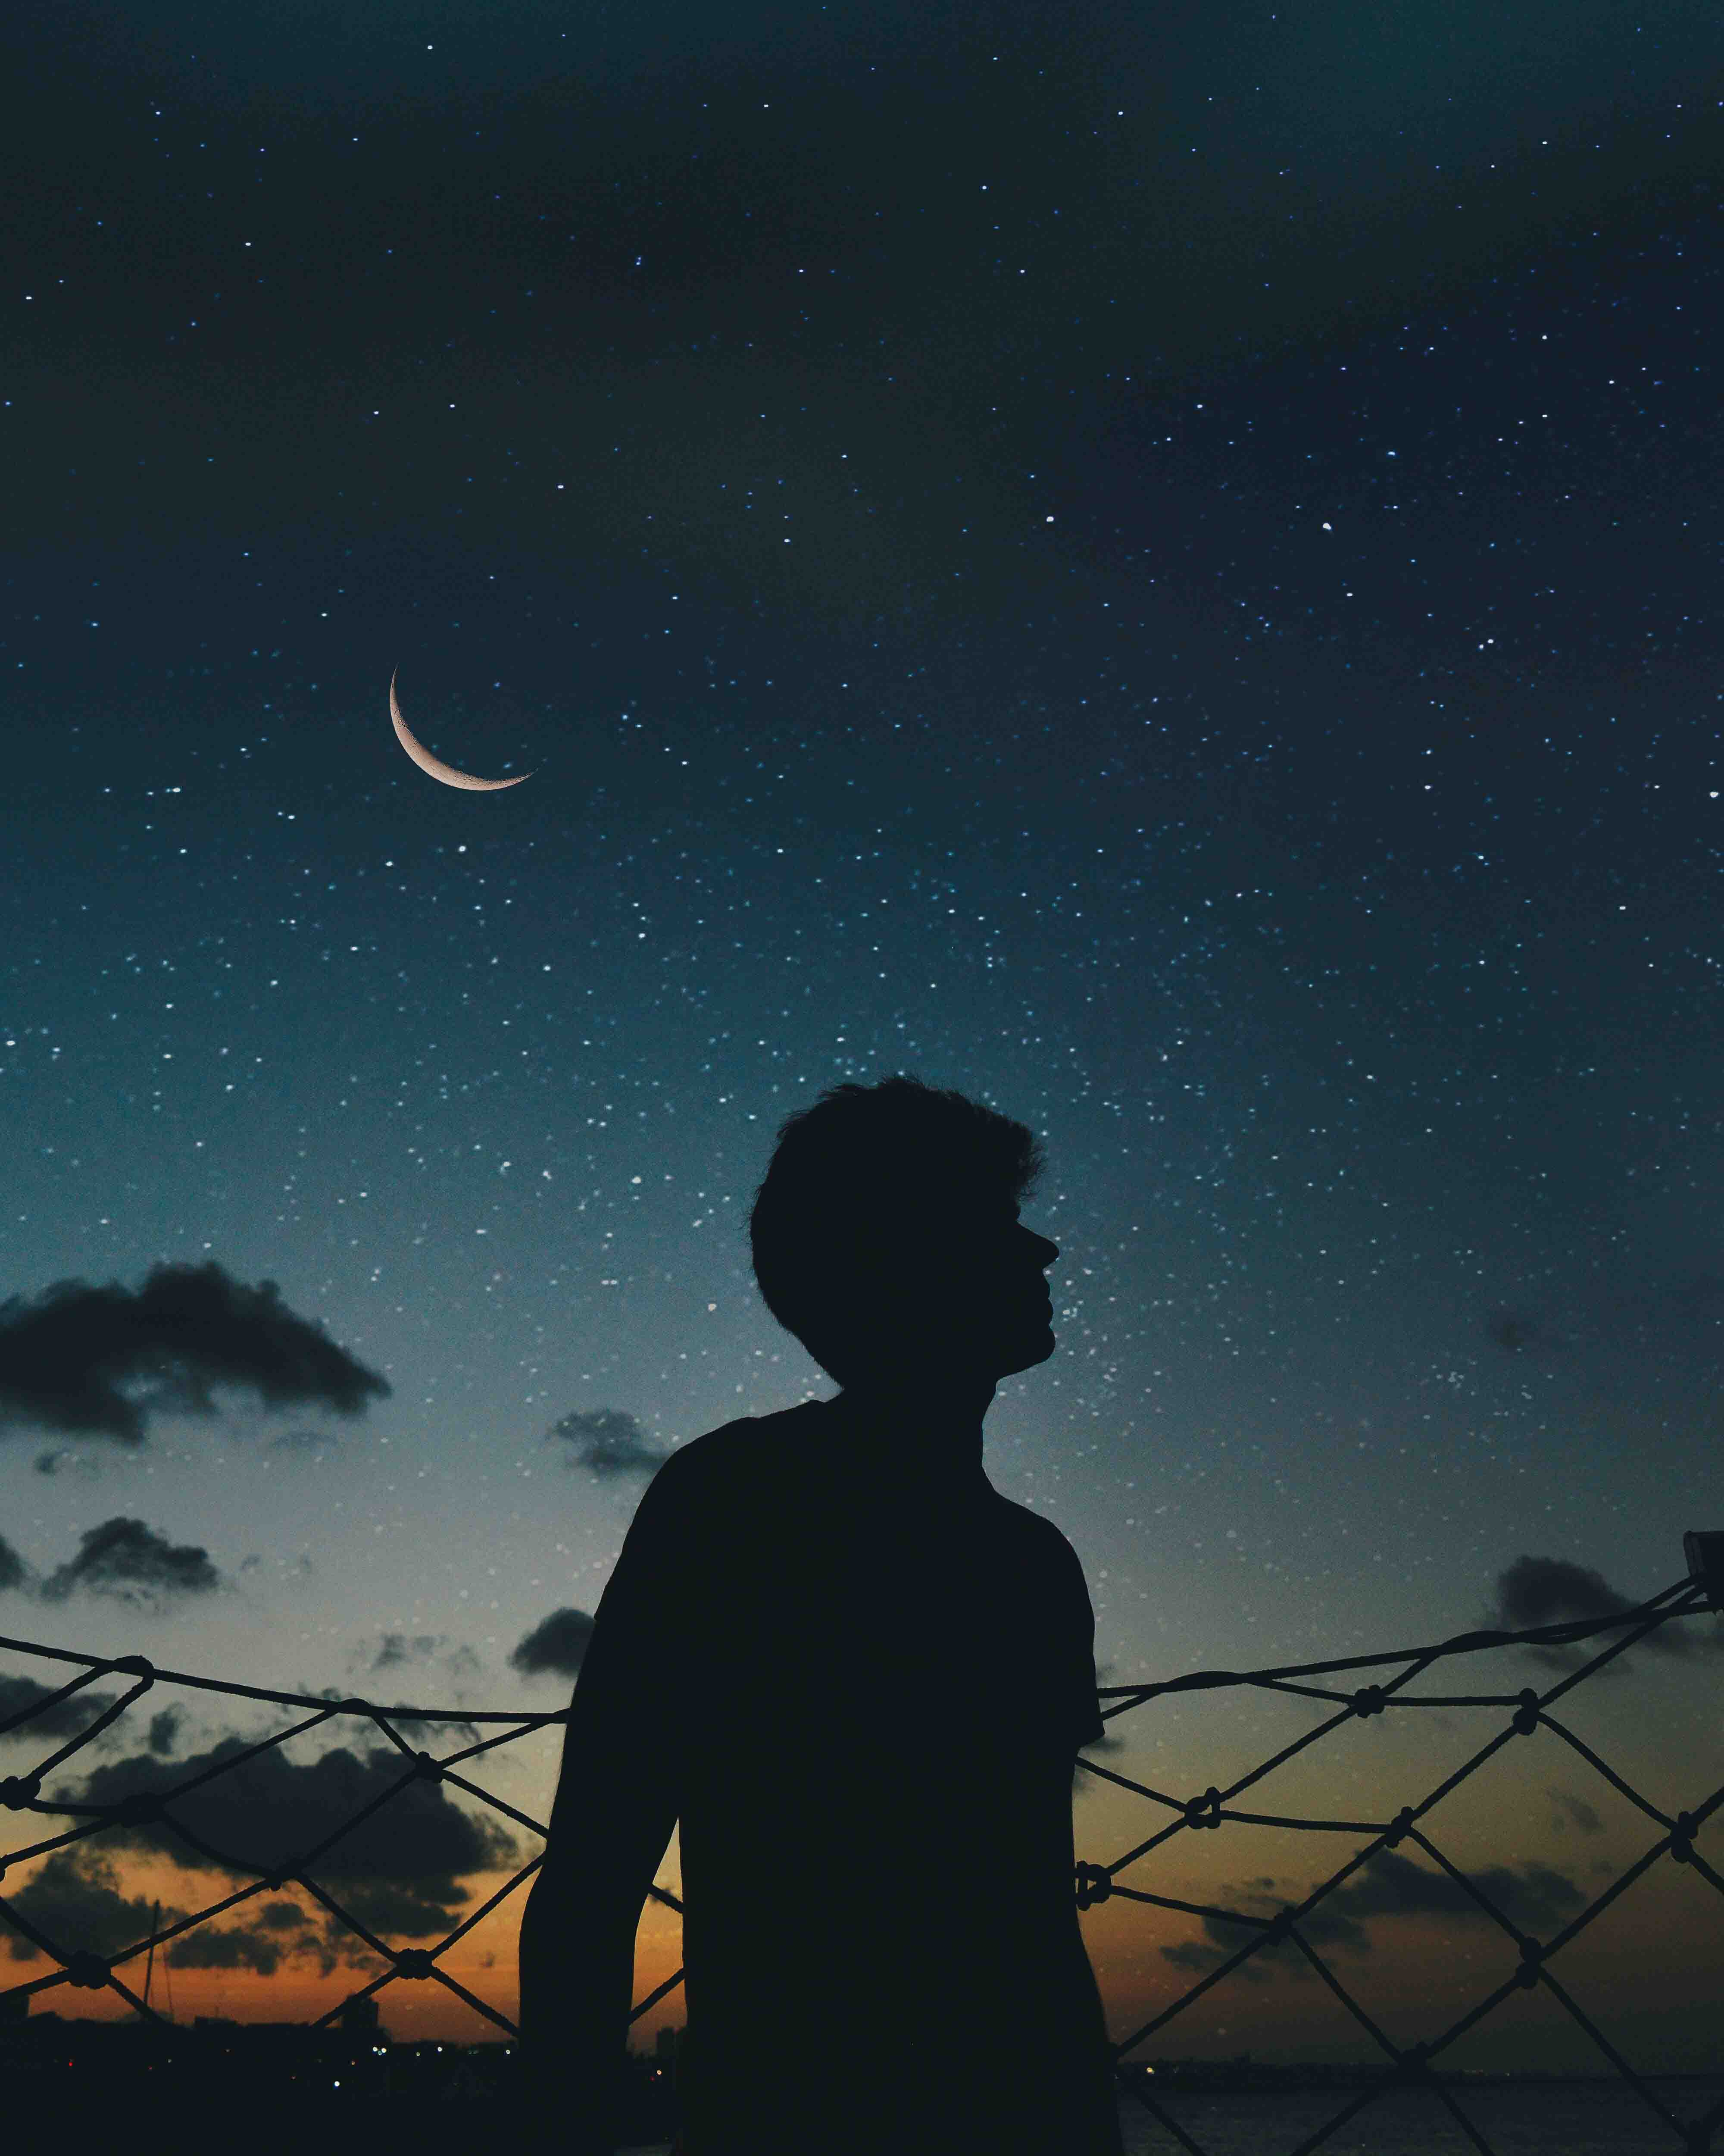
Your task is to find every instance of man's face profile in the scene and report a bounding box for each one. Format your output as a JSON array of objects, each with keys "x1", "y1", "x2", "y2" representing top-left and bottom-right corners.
[{"x1": 859, "y1": 1198, "x2": 1059, "y2": 1391}]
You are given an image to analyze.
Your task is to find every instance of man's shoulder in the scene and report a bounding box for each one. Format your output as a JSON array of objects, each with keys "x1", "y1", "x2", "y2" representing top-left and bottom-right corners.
[
  {"x1": 648, "y1": 1400, "x2": 826, "y2": 1502},
  {"x1": 989, "y1": 1491, "x2": 1084, "y2": 1569}
]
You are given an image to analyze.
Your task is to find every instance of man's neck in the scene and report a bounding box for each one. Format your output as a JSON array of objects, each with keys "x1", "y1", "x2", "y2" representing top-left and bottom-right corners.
[{"x1": 827, "y1": 1371, "x2": 997, "y2": 1479}]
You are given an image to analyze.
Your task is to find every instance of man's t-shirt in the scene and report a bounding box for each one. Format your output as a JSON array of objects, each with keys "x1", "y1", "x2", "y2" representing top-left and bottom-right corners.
[{"x1": 567, "y1": 1397, "x2": 1114, "y2": 2154}]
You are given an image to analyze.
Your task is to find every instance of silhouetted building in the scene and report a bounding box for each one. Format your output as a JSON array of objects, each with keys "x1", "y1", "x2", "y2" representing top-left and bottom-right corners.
[{"x1": 338, "y1": 1995, "x2": 382, "y2": 2038}]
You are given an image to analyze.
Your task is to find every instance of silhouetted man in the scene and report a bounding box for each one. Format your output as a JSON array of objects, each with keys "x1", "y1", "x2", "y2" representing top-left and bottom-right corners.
[{"x1": 518, "y1": 1075, "x2": 1123, "y2": 2155}]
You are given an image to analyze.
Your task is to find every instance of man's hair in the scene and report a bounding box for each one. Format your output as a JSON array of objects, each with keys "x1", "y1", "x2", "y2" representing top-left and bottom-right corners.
[{"x1": 747, "y1": 1073, "x2": 1046, "y2": 1384}]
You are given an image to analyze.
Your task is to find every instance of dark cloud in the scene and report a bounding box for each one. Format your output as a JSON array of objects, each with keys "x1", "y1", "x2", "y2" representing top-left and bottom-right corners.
[
  {"x1": 373, "y1": 1630, "x2": 442, "y2": 1664},
  {"x1": 1550, "y1": 1787, "x2": 1604, "y2": 1837},
  {"x1": 373, "y1": 1633, "x2": 444, "y2": 1670},
  {"x1": 1486, "y1": 1553, "x2": 1710, "y2": 1662},
  {"x1": 61, "y1": 1732, "x2": 517, "y2": 1912},
  {"x1": 1160, "y1": 1849, "x2": 1586, "y2": 1981},
  {"x1": 0, "y1": 1533, "x2": 25, "y2": 1593},
  {"x1": 509, "y1": 1607, "x2": 596, "y2": 1680},
  {"x1": 328, "y1": 1878, "x2": 470, "y2": 1940},
  {"x1": 548, "y1": 1407, "x2": 671, "y2": 1478},
  {"x1": 0, "y1": 1671, "x2": 118, "y2": 1741},
  {"x1": 258, "y1": 1898, "x2": 312, "y2": 1932},
  {"x1": 0, "y1": 1259, "x2": 390, "y2": 1446},
  {"x1": 3, "y1": 1848, "x2": 373, "y2": 1983},
  {"x1": 161, "y1": 1919, "x2": 292, "y2": 1977},
  {"x1": 33, "y1": 1446, "x2": 106, "y2": 1478},
  {"x1": 1327, "y1": 1847, "x2": 1586, "y2": 1936},
  {"x1": 299, "y1": 1683, "x2": 481, "y2": 1744},
  {"x1": 147, "y1": 1706, "x2": 184, "y2": 1758},
  {"x1": 40, "y1": 1516, "x2": 223, "y2": 1608},
  {"x1": 367, "y1": 1632, "x2": 480, "y2": 1678},
  {"x1": 1160, "y1": 1885, "x2": 1371, "y2": 1983},
  {"x1": 3, "y1": 1846, "x2": 179, "y2": 1963}
]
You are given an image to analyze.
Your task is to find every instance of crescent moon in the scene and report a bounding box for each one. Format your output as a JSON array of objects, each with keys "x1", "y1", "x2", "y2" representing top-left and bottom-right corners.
[{"x1": 389, "y1": 671, "x2": 532, "y2": 792}]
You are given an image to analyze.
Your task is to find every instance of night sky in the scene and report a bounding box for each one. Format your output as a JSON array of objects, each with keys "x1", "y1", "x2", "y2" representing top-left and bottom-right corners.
[{"x1": 2, "y1": 0, "x2": 1721, "y2": 2074}]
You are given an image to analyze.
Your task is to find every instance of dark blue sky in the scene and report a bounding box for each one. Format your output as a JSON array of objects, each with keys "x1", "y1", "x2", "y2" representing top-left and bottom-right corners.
[{"x1": 1, "y1": 0, "x2": 1720, "y2": 2059}]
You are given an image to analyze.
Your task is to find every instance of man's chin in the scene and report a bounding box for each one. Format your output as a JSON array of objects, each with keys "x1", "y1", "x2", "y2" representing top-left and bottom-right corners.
[{"x1": 1003, "y1": 1326, "x2": 1057, "y2": 1376}]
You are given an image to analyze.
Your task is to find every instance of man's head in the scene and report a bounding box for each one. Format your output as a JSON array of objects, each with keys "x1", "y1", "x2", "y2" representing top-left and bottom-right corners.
[{"x1": 748, "y1": 1074, "x2": 1058, "y2": 1393}]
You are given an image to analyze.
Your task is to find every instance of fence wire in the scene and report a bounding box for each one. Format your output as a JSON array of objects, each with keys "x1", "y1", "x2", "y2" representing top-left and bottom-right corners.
[
  {"x1": 0, "y1": 1549, "x2": 1719, "y2": 2154},
  {"x1": 1083, "y1": 1557, "x2": 1722, "y2": 2156}
]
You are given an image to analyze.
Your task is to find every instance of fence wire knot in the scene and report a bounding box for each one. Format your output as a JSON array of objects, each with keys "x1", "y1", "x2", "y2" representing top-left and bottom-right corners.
[
  {"x1": 1670, "y1": 1812, "x2": 1695, "y2": 1864},
  {"x1": 413, "y1": 1750, "x2": 445, "y2": 1783},
  {"x1": 394, "y1": 1949, "x2": 437, "y2": 1980},
  {"x1": 1511, "y1": 1687, "x2": 1541, "y2": 1735},
  {"x1": 66, "y1": 1951, "x2": 108, "y2": 1989},
  {"x1": 1515, "y1": 1937, "x2": 1544, "y2": 1989},
  {"x1": 111, "y1": 1655, "x2": 154, "y2": 1683},
  {"x1": 1351, "y1": 1683, "x2": 1385, "y2": 1717},
  {"x1": 0, "y1": 1774, "x2": 40, "y2": 1810},
  {"x1": 1383, "y1": 1804, "x2": 1415, "y2": 1847},
  {"x1": 1073, "y1": 1862, "x2": 1112, "y2": 1909},
  {"x1": 1184, "y1": 1785, "x2": 1223, "y2": 1829}
]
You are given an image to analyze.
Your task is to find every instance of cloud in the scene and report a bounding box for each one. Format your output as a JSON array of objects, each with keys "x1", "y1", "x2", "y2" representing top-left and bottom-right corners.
[
  {"x1": 60, "y1": 1732, "x2": 518, "y2": 1919},
  {"x1": 1326, "y1": 1847, "x2": 1586, "y2": 1936},
  {"x1": 365, "y1": 1633, "x2": 484, "y2": 1681},
  {"x1": 39, "y1": 1516, "x2": 224, "y2": 1609},
  {"x1": 160, "y1": 1898, "x2": 372, "y2": 1983},
  {"x1": 0, "y1": 1259, "x2": 390, "y2": 1446},
  {"x1": 258, "y1": 1897, "x2": 312, "y2": 1932},
  {"x1": 548, "y1": 1407, "x2": 671, "y2": 1477},
  {"x1": 0, "y1": 1533, "x2": 25, "y2": 1593},
  {"x1": 1160, "y1": 1849, "x2": 1587, "y2": 1981},
  {"x1": 1485, "y1": 1553, "x2": 1711, "y2": 1662},
  {"x1": 1160, "y1": 1885, "x2": 1372, "y2": 1983},
  {"x1": 32, "y1": 1449, "x2": 103, "y2": 1478},
  {"x1": 3, "y1": 1846, "x2": 181, "y2": 1963},
  {"x1": 327, "y1": 1878, "x2": 471, "y2": 1940},
  {"x1": 147, "y1": 1706, "x2": 184, "y2": 1758},
  {"x1": 1549, "y1": 1787, "x2": 1603, "y2": 1837},
  {"x1": 160, "y1": 1918, "x2": 294, "y2": 1976},
  {"x1": 1, "y1": 1849, "x2": 371, "y2": 1983},
  {"x1": 295, "y1": 1682, "x2": 481, "y2": 1744},
  {"x1": 372, "y1": 1633, "x2": 444, "y2": 1671},
  {"x1": 508, "y1": 1608, "x2": 596, "y2": 1680},
  {"x1": 0, "y1": 1672, "x2": 118, "y2": 1742}
]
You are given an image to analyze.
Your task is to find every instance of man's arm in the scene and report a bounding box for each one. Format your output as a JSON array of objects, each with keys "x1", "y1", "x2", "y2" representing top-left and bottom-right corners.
[
  {"x1": 516, "y1": 1460, "x2": 687, "y2": 2155},
  {"x1": 516, "y1": 1772, "x2": 677, "y2": 2156}
]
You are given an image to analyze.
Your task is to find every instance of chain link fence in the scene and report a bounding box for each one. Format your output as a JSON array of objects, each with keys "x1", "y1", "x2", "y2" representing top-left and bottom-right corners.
[{"x1": 2, "y1": 1536, "x2": 1719, "y2": 2152}]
